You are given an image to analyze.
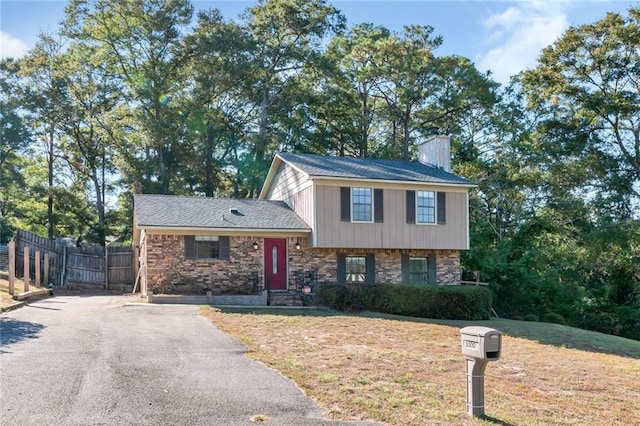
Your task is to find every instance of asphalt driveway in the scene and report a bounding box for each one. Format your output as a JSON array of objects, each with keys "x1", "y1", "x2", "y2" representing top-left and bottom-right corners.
[{"x1": 0, "y1": 295, "x2": 378, "y2": 425}]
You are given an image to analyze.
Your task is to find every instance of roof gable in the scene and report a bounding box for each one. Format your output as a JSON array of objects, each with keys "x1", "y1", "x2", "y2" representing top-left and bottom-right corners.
[{"x1": 134, "y1": 194, "x2": 310, "y2": 231}]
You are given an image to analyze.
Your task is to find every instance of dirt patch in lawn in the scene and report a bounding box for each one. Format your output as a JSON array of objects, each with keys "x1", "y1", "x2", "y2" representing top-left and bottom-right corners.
[{"x1": 201, "y1": 307, "x2": 640, "y2": 426}]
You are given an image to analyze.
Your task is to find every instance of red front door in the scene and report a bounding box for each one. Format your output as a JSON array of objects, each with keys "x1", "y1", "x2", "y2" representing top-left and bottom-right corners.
[{"x1": 264, "y1": 238, "x2": 287, "y2": 290}]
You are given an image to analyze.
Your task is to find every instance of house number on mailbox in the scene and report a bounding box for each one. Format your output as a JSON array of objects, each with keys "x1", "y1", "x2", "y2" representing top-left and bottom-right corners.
[{"x1": 463, "y1": 340, "x2": 478, "y2": 349}]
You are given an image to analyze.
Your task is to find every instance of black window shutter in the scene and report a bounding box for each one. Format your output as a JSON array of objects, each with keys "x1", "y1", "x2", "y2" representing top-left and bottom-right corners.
[
  {"x1": 401, "y1": 253, "x2": 409, "y2": 283},
  {"x1": 365, "y1": 253, "x2": 375, "y2": 284},
  {"x1": 337, "y1": 253, "x2": 346, "y2": 284},
  {"x1": 374, "y1": 189, "x2": 383, "y2": 222},
  {"x1": 428, "y1": 254, "x2": 437, "y2": 284},
  {"x1": 219, "y1": 236, "x2": 230, "y2": 260},
  {"x1": 184, "y1": 236, "x2": 196, "y2": 260},
  {"x1": 406, "y1": 190, "x2": 415, "y2": 223},
  {"x1": 340, "y1": 187, "x2": 350, "y2": 221},
  {"x1": 437, "y1": 192, "x2": 446, "y2": 224}
]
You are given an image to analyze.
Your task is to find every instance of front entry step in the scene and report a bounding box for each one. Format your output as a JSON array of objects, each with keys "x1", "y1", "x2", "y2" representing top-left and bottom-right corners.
[{"x1": 267, "y1": 291, "x2": 303, "y2": 307}]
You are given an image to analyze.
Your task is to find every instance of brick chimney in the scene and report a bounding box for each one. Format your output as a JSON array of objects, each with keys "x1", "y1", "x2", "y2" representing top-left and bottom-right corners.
[{"x1": 417, "y1": 134, "x2": 451, "y2": 172}]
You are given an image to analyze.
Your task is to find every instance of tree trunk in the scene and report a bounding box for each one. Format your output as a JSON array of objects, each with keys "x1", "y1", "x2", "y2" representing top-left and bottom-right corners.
[
  {"x1": 256, "y1": 84, "x2": 270, "y2": 164},
  {"x1": 47, "y1": 123, "x2": 54, "y2": 239}
]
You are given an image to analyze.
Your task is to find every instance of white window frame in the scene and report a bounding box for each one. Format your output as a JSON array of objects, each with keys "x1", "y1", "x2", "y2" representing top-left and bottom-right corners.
[
  {"x1": 351, "y1": 187, "x2": 374, "y2": 223},
  {"x1": 416, "y1": 190, "x2": 436, "y2": 225}
]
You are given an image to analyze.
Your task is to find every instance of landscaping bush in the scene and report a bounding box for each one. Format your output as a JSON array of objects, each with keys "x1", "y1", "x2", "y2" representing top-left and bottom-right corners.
[
  {"x1": 316, "y1": 282, "x2": 492, "y2": 320},
  {"x1": 522, "y1": 313, "x2": 539, "y2": 322},
  {"x1": 542, "y1": 312, "x2": 567, "y2": 325}
]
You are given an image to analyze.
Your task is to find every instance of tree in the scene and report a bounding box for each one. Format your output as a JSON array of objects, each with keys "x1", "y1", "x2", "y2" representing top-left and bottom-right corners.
[
  {"x1": 56, "y1": 43, "x2": 123, "y2": 244},
  {"x1": 64, "y1": 0, "x2": 194, "y2": 195},
  {"x1": 0, "y1": 58, "x2": 32, "y2": 241},
  {"x1": 368, "y1": 25, "x2": 442, "y2": 160},
  {"x1": 238, "y1": 0, "x2": 345, "y2": 172},
  {"x1": 314, "y1": 23, "x2": 391, "y2": 157},
  {"x1": 183, "y1": 9, "x2": 254, "y2": 197},
  {"x1": 521, "y1": 7, "x2": 640, "y2": 218},
  {"x1": 19, "y1": 34, "x2": 71, "y2": 239}
]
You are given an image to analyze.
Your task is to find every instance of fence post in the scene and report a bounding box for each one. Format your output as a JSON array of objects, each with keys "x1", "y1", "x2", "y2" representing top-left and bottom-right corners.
[
  {"x1": 44, "y1": 252, "x2": 49, "y2": 286},
  {"x1": 105, "y1": 246, "x2": 109, "y2": 291},
  {"x1": 35, "y1": 250, "x2": 41, "y2": 288},
  {"x1": 61, "y1": 245, "x2": 67, "y2": 287},
  {"x1": 23, "y1": 246, "x2": 30, "y2": 292},
  {"x1": 8, "y1": 241, "x2": 15, "y2": 296}
]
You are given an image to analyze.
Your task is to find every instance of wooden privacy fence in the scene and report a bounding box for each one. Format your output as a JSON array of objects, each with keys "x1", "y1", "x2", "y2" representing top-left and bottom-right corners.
[{"x1": 8, "y1": 229, "x2": 134, "y2": 293}]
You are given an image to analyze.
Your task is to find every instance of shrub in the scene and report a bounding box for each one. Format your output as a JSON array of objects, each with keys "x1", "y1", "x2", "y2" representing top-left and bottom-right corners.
[
  {"x1": 542, "y1": 312, "x2": 567, "y2": 325},
  {"x1": 316, "y1": 282, "x2": 492, "y2": 320},
  {"x1": 522, "y1": 313, "x2": 539, "y2": 322}
]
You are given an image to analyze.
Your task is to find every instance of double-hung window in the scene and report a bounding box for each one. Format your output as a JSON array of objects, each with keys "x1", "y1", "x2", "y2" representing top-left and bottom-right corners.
[
  {"x1": 408, "y1": 257, "x2": 428, "y2": 284},
  {"x1": 352, "y1": 187, "x2": 373, "y2": 222},
  {"x1": 401, "y1": 253, "x2": 435, "y2": 284},
  {"x1": 195, "y1": 236, "x2": 219, "y2": 259},
  {"x1": 417, "y1": 190, "x2": 436, "y2": 224},
  {"x1": 337, "y1": 253, "x2": 375, "y2": 284},
  {"x1": 185, "y1": 235, "x2": 230, "y2": 260},
  {"x1": 345, "y1": 256, "x2": 367, "y2": 283}
]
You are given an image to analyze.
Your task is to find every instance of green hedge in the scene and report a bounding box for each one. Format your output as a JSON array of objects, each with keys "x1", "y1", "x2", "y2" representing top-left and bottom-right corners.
[{"x1": 316, "y1": 282, "x2": 493, "y2": 320}]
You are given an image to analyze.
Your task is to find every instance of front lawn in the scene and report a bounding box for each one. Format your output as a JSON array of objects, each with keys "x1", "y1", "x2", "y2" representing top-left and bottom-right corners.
[{"x1": 201, "y1": 306, "x2": 640, "y2": 426}]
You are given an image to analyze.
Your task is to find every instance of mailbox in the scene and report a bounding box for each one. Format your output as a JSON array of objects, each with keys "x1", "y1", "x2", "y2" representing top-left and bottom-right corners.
[
  {"x1": 460, "y1": 326, "x2": 502, "y2": 361},
  {"x1": 460, "y1": 326, "x2": 502, "y2": 417}
]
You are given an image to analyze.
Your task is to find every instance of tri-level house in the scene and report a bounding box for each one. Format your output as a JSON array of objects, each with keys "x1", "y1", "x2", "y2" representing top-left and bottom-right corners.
[{"x1": 132, "y1": 135, "x2": 475, "y2": 305}]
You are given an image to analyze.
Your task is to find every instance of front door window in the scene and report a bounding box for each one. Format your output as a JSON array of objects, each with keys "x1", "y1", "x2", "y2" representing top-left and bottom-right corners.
[{"x1": 272, "y1": 246, "x2": 278, "y2": 274}]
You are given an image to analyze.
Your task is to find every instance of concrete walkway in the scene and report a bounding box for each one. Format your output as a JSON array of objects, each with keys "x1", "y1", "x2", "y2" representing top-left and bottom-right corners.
[{"x1": 0, "y1": 295, "x2": 379, "y2": 425}]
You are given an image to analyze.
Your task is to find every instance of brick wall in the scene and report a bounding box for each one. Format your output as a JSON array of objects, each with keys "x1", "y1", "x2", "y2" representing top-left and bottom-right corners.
[
  {"x1": 145, "y1": 234, "x2": 264, "y2": 294},
  {"x1": 143, "y1": 234, "x2": 461, "y2": 294}
]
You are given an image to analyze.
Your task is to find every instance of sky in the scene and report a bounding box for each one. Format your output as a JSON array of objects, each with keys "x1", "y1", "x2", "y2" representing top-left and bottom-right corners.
[{"x1": 0, "y1": 0, "x2": 635, "y2": 84}]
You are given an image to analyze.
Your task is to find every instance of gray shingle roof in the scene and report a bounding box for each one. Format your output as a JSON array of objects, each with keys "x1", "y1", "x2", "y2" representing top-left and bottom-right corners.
[
  {"x1": 134, "y1": 194, "x2": 311, "y2": 230},
  {"x1": 278, "y1": 153, "x2": 473, "y2": 185}
]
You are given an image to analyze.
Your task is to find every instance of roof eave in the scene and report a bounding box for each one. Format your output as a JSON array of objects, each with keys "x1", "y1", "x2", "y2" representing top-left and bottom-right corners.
[
  {"x1": 308, "y1": 175, "x2": 477, "y2": 188},
  {"x1": 137, "y1": 225, "x2": 312, "y2": 234}
]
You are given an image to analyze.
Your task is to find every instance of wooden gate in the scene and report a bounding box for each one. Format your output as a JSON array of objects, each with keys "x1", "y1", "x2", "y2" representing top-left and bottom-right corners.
[{"x1": 11, "y1": 229, "x2": 134, "y2": 292}]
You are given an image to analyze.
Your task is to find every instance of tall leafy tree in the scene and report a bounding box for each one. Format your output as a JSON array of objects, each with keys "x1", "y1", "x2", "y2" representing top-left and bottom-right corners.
[
  {"x1": 56, "y1": 44, "x2": 124, "y2": 244},
  {"x1": 0, "y1": 58, "x2": 32, "y2": 241},
  {"x1": 20, "y1": 34, "x2": 71, "y2": 239},
  {"x1": 183, "y1": 9, "x2": 254, "y2": 197},
  {"x1": 63, "y1": 0, "x2": 194, "y2": 195},
  {"x1": 238, "y1": 0, "x2": 345, "y2": 170},
  {"x1": 368, "y1": 25, "x2": 442, "y2": 160},
  {"x1": 521, "y1": 7, "x2": 640, "y2": 218},
  {"x1": 314, "y1": 23, "x2": 391, "y2": 157}
]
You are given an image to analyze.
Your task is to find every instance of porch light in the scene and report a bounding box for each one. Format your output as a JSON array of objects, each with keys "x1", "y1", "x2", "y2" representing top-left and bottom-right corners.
[
  {"x1": 295, "y1": 240, "x2": 301, "y2": 250},
  {"x1": 252, "y1": 241, "x2": 259, "y2": 250}
]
